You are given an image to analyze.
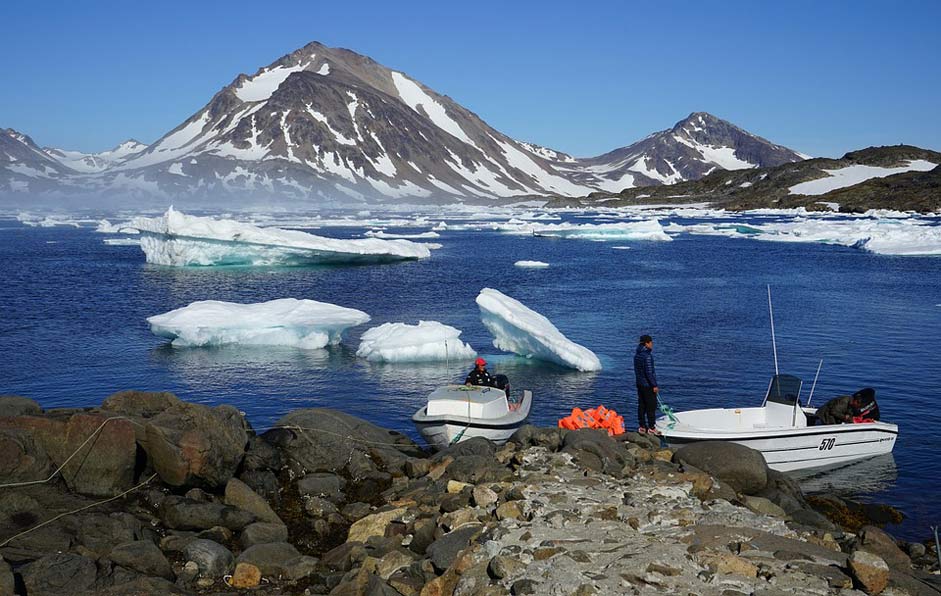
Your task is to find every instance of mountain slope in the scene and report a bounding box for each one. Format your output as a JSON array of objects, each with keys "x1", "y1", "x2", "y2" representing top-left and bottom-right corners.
[
  {"x1": 1, "y1": 129, "x2": 77, "y2": 194},
  {"x1": 560, "y1": 145, "x2": 941, "y2": 212},
  {"x1": 101, "y1": 41, "x2": 596, "y2": 203},
  {"x1": 2, "y1": 42, "x2": 809, "y2": 204},
  {"x1": 562, "y1": 112, "x2": 806, "y2": 192},
  {"x1": 43, "y1": 140, "x2": 148, "y2": 173}
]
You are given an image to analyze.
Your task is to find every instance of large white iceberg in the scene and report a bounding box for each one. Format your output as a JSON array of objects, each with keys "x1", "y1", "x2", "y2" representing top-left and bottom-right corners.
[
  {"x1": 147, "y1": 298, "x2": 370, "y2": 348},
  {"x1": 356, "y1": 321, "x2": 476, "y2": 363},
  {"x1": 476, "y1": 288, "x2": 602, "y2": 372},
  {"x1": 129, "y1": 207, "x2": 433, "y2": 266}
]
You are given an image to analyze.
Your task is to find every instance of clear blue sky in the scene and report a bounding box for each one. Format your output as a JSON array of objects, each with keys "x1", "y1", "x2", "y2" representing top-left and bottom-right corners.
[{"x1": 2, "y1": 0, "x2": 939, "y2": 158}]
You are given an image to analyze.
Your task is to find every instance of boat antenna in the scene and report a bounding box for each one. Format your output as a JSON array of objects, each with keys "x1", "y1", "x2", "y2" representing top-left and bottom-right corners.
[
  {"x1": 767, "y1": 285, "x2": 779, "y2": 376},
  {"x1": 807, "y1": 359, "x2": 823, "y2": 407},
  {"x1": 445, "y1": 339, "x2": 450, "y2": 384}
]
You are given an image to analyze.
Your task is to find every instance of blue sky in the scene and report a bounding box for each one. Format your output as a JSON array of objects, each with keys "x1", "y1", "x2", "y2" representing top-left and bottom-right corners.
[{"x1": 2, "y1": 0, "x2": 939, "y2": 158}]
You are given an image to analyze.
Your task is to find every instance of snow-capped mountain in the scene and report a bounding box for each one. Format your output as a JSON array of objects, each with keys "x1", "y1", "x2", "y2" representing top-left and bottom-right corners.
[
  {"x1": 1, "y1": 128, "x2": 76, "y2": 194},
  {"x1": 565, "y1": 112, "x2": 806, "y2": 192},
  {"x1": 1, "y1": 42, "x2": 806, "y2": 204},
  {"x1": 43, "y1": 140, "x2": 148, "y2": 173}
]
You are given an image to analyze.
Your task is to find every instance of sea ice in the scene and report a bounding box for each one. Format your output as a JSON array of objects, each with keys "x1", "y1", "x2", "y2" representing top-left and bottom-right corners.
[
  {"x1": 356, "y1": 321, "x2": 476, "y2": 363},
  {"x1": 503, "y1": 219, "x2": 671, "y2": 242},
  {"x1": 476, "y1": 288, "x2": 602, "y2": 372},
  {"x1": 147, "y1": 298, "x2": 370, "y2": 348},
  {"x1": 514, "y1": 260, "x2": 549, "y2": 268},
  {"x1": 671, "y1": 214, "x2": 941, "y2": 256},
  {"x1": 129, "y1": 207, "x2": 432, "y2": 266}
]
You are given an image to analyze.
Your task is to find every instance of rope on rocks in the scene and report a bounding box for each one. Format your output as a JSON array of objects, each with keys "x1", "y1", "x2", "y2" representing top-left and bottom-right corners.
[
  {"x1": 0, "y1": 415, "x2": 143, "y2": 490},
  {"x1": 0, "y1": 473, "x2": 158, "y2": 549}
]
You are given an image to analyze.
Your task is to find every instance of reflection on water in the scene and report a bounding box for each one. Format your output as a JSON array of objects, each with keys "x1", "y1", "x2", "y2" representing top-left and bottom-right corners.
[{"x1": 793, "y1": 454, "x2": 899, "y2": 499}]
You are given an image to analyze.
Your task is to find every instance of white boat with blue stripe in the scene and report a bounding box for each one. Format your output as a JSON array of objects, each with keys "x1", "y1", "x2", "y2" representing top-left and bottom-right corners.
[{"x1": 656, "y1": 374, "x2": 898, "y2": 472}]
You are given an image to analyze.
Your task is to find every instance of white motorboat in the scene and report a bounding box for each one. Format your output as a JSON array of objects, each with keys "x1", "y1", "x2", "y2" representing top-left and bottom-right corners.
[
  {"x1": 412, "y1": 385, "x2": 533, "y2": 450},
  {"x1": 656, "y1": 374, "x2": 898, "y2": 472}
]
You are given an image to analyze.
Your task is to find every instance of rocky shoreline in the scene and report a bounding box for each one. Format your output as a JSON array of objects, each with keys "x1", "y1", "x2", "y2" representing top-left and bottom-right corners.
[{"x1": 0, "y1": 391, "x2": 938, "y2": 595}]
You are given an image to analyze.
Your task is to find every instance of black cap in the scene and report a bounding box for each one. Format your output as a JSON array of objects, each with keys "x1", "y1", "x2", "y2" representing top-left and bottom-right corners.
[{"x1": 639, "y1": 334, "x2": 652, "y2": 344}]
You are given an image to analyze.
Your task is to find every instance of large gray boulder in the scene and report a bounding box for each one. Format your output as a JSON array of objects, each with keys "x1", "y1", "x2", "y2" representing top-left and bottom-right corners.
[
  {"x1": 0, "y1": 412, "x2": 136, "y2": 497},
  {"x1": 224, "y1": 477, "x2": 282, "y2": 524},
  {"x1": 109, "y1": 540, "x2": 174, "y2": 580},
  {"x1": 20, "y1": 553, "x2": 98, "y2": 596},
  {"x1": 182, "y1": 539, "x2": 235, "y2": 578},
  {"x1": 426, "y1": 525, "x2": 483, "y2": 573},
  {"x1": 103, "y1": 390, "x2": 250, "y2": 488},
  {"x1": 0, "y1": 396, "x2": 42, "y2": 417},
  {"x1": 263, "y1": 408, "x2": 420, "y2": 476},
  {"x1": 561, "y1": 428, "x2": 632, "y2": 476},
  {"x1": 159, "y1": 495, "x2": 255, "y2": 530},
  {"x1": 0, "y1": 427, "x2": 53, "y2": 484},
  {"x1": 673, "y1": 441, "x2": 769, "y2": 495},
  {"x1": 236, "y1": 542, "x2": 319, "y2": 579}
]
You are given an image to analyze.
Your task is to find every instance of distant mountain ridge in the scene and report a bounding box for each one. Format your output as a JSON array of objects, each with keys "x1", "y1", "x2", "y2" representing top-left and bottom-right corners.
[
  {"x1": 558, "y1": 145, "x2": 941, "y2": 213},
  {"x1": 2, "y1": 41, "x2": 806, "y2": 204}
]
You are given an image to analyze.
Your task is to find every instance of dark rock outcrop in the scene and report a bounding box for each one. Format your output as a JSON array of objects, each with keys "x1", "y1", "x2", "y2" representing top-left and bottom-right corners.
[{"x1": 673, "y1": 441, "x2": 769, "y2": 495}]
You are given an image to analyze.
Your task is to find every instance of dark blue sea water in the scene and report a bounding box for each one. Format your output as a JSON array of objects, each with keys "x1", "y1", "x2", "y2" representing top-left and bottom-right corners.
[{"x1": 1, "y1": 211, "x2": 939, "y2": 540}]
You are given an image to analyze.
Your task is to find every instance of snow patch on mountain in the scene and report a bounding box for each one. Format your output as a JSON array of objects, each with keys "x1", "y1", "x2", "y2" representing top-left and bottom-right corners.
[
  {"x1": 391, "y1": 71, "x2": 477, "y2": 149},
  {"x1": 788, "y1": 160, "x2": 937, "y2": 196},
  {"x1": 236, "y1": 61, "x2": 310, "y2": 102}
]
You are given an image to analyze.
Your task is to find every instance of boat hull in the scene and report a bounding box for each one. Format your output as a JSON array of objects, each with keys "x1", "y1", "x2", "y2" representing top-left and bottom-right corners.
[
  {"x1": 659, "y1": 421, "x2": 898, "y2": 472},
  {"x1": 413, "y1": 389, "x2": 532, "y2": 450}
]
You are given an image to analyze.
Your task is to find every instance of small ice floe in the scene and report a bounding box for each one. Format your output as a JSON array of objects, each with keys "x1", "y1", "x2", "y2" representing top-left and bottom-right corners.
[
  {"x1": 147, "y1": 298, "x2": 370, "y2": 348},
  {"x1": 365, "y1": 230, "x2": 440, "y2": 239},
  {"x1": 514, "y1": 260, "x2": 549, "y2": 268},
  {"x1": 476, "y1": 288, "x2": 602, "y2": 372},
  {"x1": 504, "y1": 219, "x2": 671, "y2": 242},
  {"x1": 103, "y1": 238, "x2": 141, "y2": 246},
  {"x1": 96, "y1": 219, "x2": 140, "y2": 234},
  {"x1": 611, "y1": 246, "x2": 631, "y2": 250},
  {"x1": 128, "y1": 207, "x2": 433, "y2": 266},
  {"x1": 356, "y1": 321, "x2": 476, "y2": 363}
]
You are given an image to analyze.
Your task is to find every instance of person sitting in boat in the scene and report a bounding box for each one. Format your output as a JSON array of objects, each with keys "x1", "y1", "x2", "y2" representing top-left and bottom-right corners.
[
  {"x1": 815, "y1": 395, "x2": 854, "y2": 425},
  {"x1": 816, "y1": 389, "x2": 880, "y2": 424},
  {"x1": 465, "y1": 358, "x2": 513, "y2": 399},
  {"x1": 465, "y1": 357, "x2": 495, "y2": 387}
]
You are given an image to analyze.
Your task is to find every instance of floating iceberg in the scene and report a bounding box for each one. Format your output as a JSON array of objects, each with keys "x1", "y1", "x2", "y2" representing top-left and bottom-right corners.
[
  {"x1": 147, "y1": 298, "x2": 370, "y2": 348},
  {"x1": 514, "y1": 260, "x2": 549, "y2": 268},
  {"x1": 476, "y1": 288, "x2": 602, "y2": 372},
  {"x1": 365, "y1": 230, "x2": 440, "y2": 239},
  {"x1": 672, "y1": 215, "x2": 941, "y2": 256},
  {"x1": 356, "y1": 321, "x2": 476, "y2": 363},
  {"x1": 503, "y1": 219, "x2": 671, "y2": 242},
  {"x1": 129, "y1": 208, "x2": 433, "y2": 266}
]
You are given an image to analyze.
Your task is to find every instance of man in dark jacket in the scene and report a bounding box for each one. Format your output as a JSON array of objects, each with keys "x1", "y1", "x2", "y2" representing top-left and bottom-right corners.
[
  {"x1": 465, "y1": 357, "x2": 494, "y2": 387},
  {"x1": 633, "y1": 334, "x2": 659, "y2": 434},
  {"x1": 815, "y1": 394, "x2": 854, "y2": 425}
]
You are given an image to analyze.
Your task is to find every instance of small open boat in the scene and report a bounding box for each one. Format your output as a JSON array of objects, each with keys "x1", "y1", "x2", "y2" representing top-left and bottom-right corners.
[
  {"x1": 655, "y1": 374, "x2": 898, "y2": 472},
  {"x1": 412, "y1": 385, "x2": 533, "y2": 450}
]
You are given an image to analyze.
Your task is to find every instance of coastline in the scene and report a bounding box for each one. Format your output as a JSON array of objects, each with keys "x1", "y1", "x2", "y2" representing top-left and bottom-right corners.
[{"x1": 1, "y1": 391, "x2": 938, "y2": 596}]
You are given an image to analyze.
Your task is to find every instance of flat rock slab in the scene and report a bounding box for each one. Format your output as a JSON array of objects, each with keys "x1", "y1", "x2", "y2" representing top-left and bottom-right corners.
[{"x1": 109, "y1": 540, "x2": 174, "y2": 580}]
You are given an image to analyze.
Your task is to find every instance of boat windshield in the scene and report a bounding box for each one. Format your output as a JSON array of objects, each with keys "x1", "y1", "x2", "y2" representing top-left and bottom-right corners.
[{"x1": 764, "y1": 374, "x2": 803, "y2": 405}]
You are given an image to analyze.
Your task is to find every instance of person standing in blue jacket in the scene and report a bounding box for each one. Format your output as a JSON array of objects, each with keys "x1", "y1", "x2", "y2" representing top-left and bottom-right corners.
[{"x1": 633, "y1": 334, "x2": 660, "y2": 435}]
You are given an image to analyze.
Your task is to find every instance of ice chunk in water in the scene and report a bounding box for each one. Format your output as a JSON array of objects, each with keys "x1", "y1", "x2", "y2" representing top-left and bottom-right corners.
[
  {"x1": 129, "y1": 207, "x2": 432, "y2": 266},
  {"x1": 514, "y1": 260, "x2": 549, "y2": 268},
  {"x1": 476, "y1": 288, "x2": 601, "y2": 372},
  {"x1": 147, "y1": 298, "x2": 370, "y2": 348},
  {"x1": 356, "y1": 321, "x2": 476, "y2": 362}
]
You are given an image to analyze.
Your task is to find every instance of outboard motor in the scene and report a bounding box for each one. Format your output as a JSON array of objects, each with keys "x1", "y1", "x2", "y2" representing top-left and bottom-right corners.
[
  {"x1": 852, "y1": 387, "x2": 880, "y2": 421},
  {"x1": 493, "y1": 374, "x2": 510, "y2": 398}
]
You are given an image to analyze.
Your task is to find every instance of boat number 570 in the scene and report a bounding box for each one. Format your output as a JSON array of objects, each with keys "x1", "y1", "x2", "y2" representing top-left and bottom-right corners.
[{"x1": 819, "y1": 438, "x2": 836, "y2": 450}]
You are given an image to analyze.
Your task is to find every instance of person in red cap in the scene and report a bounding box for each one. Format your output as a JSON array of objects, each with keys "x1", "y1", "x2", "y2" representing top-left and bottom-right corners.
[{"x1": 465, "y1": 357, "x2": 495, "y2": 387}]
